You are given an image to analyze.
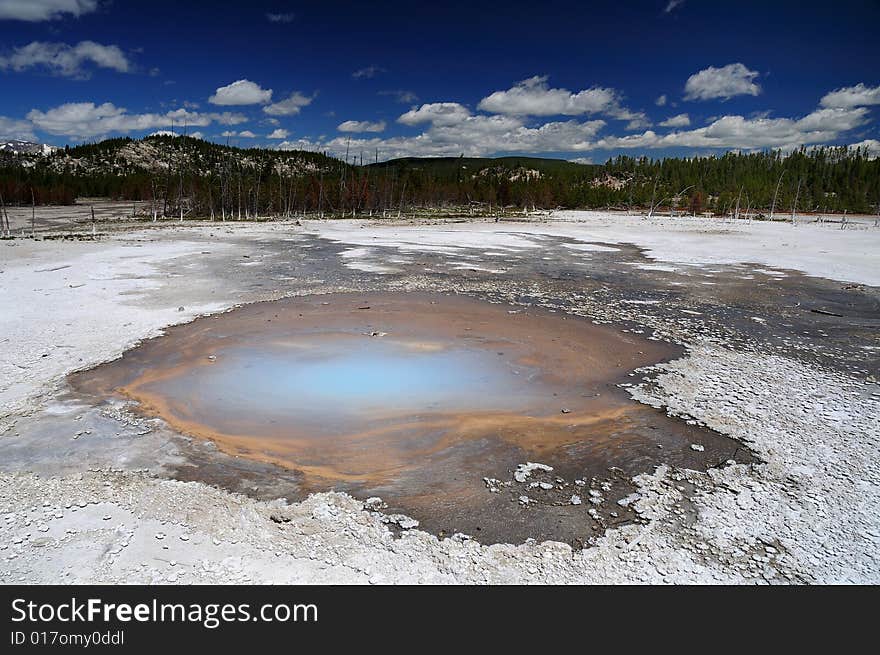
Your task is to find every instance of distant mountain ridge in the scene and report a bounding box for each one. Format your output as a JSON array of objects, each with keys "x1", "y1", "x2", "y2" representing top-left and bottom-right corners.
[
  {"x1": 1, "y1": 135, "x2": 344, "y2": 178},
  {"x1": 1, "y1": 140, "x2": 58, "y2": 156},
  {"x1": 370, "y1": 155, "x2": 594, "y2": 176}
]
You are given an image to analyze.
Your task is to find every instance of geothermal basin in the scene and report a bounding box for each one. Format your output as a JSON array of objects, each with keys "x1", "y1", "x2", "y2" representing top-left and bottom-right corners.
[{"x1": 70, "y1": 293, "x2": 752, "y2": 545}]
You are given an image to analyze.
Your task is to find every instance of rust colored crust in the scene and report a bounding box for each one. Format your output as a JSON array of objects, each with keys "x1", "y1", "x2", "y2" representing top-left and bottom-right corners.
[{"x1": 71, "y1": 292, "x2": 681, "y2": 489}]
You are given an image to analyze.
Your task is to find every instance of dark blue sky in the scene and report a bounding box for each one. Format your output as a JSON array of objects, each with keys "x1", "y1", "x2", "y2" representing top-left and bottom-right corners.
[{"x1": 1, "y1": 0, "x2": 879, "y2": 161}]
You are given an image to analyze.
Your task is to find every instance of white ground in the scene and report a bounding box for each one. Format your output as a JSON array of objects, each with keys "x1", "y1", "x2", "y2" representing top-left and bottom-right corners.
[
  {"x1": 317, "y1": 211, "x2": 880, "y2": 286},
  {"x1": 1, "y1": 211, "x2": 878, "y2": 584}
]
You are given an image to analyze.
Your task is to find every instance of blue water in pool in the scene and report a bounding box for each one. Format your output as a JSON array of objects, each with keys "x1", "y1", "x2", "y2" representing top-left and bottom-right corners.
[{"x1": 151, "y1": 335, "x2": 534, "y2": 432}]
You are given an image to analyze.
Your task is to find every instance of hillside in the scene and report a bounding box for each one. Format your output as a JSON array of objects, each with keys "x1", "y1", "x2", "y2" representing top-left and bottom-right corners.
[
  {"x1": 1, "y1": 136, "x2": 878, "y2": 216},
  {"x1": 0, "y1": 135, "x2": 347, "y2": 209},
  {"x1": 41, "y1": 135, "x2": 343, "y2": 177},
  {"x1": 0, "y1": 140, "x2": 58, "y2": 156},
  {"x1": 370, "y1": 155, "x2": 595, "y2": 177}
]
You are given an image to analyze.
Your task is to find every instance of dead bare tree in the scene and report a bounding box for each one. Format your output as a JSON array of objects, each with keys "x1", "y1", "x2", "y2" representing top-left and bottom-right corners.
[
  {"x1": 220, "y1": 137, "x2": 230, "y2": 221},
  {"x1": 398, "y1": 177, "x2": 408, "y2": 218},
  {"x1": 653, "y1": 184, "x2": 693, "y2": 219},
  {"x1": 208, "y1": 177, "x2": 215, "y2": 221},
  {"x1": 277, "y1": 164, "x2": 285, "y2": 218},
  {"x1": 162, "y1": 120, "x2": 174, "y2": 218},
  {"x1": 646, "y1": 177, "x2": 660, "y2": 218},
  {"x1": 625, "y1": 174, "x2": 635, "y2": 215},
  {"x1": 150, "y1": 179, "x2": 158, "y2": 221},
  {"x1": 0, "y1": 190, "x2": 10, "y2": 236},
  {"x1": 339, "y1": 137, "x2": 351, "y2": 218},
  {"x1": 178, "y1": 120, "x2": 187, "y2": 222},
  {"x1": 254, "y1": 168, "x2": 262, "y2": 219},
  {"x1": 770, "y1": 170, "x2": 786, "y2": 220},
  {"x1": 733, "y1": 186, "x2": 743, "y2": 221},
  {"x1": 237, "y1": 167, "x2": 242, "y2": 220},
  {"x1": 318, "y1": 170, "x2": 324, "y2": 218},
  {"x1": 791, "y1": 177, "x2": 802, "y2": 224}
]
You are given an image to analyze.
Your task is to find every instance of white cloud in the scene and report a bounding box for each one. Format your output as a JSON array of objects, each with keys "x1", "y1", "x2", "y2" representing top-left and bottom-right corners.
[
  {"x1": 659, "y1": 113, "x2": 690, "y2": 127},
  {"x1": 794, "y1": 107, "x2": 868, "y2": 133},
  {"x1": 149, "y1": 129, "x2": 204, "y2": 139},
  {"x1": 379, "y1": 89, "x2": 418, "y2": 103},
  {"x1": 593, "y1": 106, "x2": 869, "y2": 151},
  {"x1": 263, "y1": 91, "x2": 313, "y2": 116},
  {"x1": 265, "y1": 12, "x2": 294, "y2": 23},
  {"x1": 12, "y1": 76, "x2": 873, "y2": 159},
  {"x1": 0, "y1": 41, "x2": 131, "y2": 78},
  {"x1": 664, "y1": 0, "x2": 685, "y2": 13},
  {"x1": 209, "y1": 113, "x2": 247, "y2": 126},
  {"x1": 282, "y1": 102, "x2": 605, "y2": 159},
  {"x1": 338, "y1": 120, "x2": 386, "y2": 133},
  {"x1": 280, "y1": 95, "x2": 868, "y2": 158},
  {"x1": 655, "y1": 94, "x2": 667, "y2": 106},
  {"x1": 0, "y1": 115, "x2": 37, "y2": 140},
  {"x1": 352, "y1": 65, "x2": 385, "y2": 79},
  {"x1": 0, "y1": 0, "x2": 98, "y2": 22},
  {"x1": 166, "y1": 108, "x2": 246, "y2": 126},
  {"x1": 626, "y1": 117, "x2": 651, "y2": 130},
  {"x1": 477, "y1": 75, "x2": 648, "y2": 125},
  {"x1": 569, "y1": 157, "x2": 594, "y2": 165},
  {"x1": 684, "y1": 63, "x2": 761, "y2": 101},
  {"x1": 280, "y1": 80, "x2": 874, "y2": 158},
  {"x1": 209, "y1": 79, "x2": 273, "y2": 106},
  {"x1": 820, "y1": 83, "x2": 880, "y2": 109},
  {"x1": 848, "y1": 138, "x2": 880, "y2": 159},
  {"x1": 27, "y1": 102, "x2": 247, "y2": 138},
  {"x1": 27, "y1": 102, "x2": 147, "y2": 138},
  {"x1": 398, "y1": 102, "x2": 472, "y2": 126},
  {"x1": 275, "y1": 138, "x2": 316, "y2": 151}
]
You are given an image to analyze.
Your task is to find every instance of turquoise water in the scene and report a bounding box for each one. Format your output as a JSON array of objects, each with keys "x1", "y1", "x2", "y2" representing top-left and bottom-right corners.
[{"x1": 150, "y1": 336, "x2": 533, "y2": 433}]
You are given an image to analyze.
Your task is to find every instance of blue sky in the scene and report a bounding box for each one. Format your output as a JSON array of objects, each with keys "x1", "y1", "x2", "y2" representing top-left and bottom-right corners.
[{"x1": 1, "y1": 0, "x2": 879, "y2": 161}]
